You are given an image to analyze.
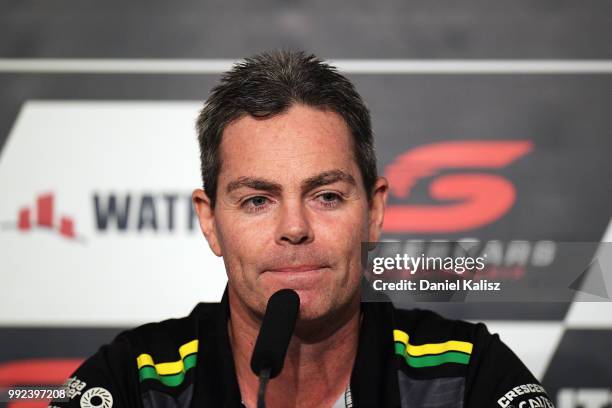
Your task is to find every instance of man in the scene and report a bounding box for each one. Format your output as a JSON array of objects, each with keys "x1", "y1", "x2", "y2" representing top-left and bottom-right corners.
[{"x1": 53, "y1": 51, "x2": 554, "y2": 408}]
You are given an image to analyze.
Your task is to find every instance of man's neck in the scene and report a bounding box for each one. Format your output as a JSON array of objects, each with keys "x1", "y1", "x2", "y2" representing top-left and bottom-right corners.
[{"x1": 228, "y1": 289, "x2": 361, "y2": 408}]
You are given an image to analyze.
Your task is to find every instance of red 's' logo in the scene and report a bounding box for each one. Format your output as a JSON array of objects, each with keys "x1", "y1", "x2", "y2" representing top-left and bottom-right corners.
[{"x1": 383, "y1": 140, "x2": 533, "y2": 233}]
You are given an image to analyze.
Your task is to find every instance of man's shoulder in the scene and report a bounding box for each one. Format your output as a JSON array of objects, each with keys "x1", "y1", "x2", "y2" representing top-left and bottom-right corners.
[
  {"x1": 390, "y1": 306, "x2": 554, "y2": 407},
  {"x1": 388, "y1": 306, "x2": 502, "y2": 380},
  {"x1": 115, "y1": 302, "x2": 221, "y2": 362},
  {"x1": 51, "y1": 303, "x2": 223, "y2": 407}
]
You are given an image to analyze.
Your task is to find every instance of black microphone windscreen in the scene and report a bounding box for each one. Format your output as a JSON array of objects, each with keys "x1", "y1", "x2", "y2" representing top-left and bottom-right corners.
[{"x1": 250, "y1": 289, "x2": 300, "y2": 379}]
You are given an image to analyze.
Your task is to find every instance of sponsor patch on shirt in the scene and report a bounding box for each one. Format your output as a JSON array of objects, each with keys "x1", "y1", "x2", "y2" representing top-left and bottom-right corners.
[{"x1": 497, "y1": 383, "x2": 553, "y2": 408}]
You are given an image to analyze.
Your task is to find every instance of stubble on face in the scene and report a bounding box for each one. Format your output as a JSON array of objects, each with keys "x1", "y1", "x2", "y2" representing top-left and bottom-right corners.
[{"x1": 212, "y1": 104, "x2": 370, "y2": 330}]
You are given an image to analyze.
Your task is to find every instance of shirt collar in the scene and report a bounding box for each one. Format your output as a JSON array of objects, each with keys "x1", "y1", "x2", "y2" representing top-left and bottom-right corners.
[
  {"x1": 192, "y1": 286, "x2": 241, "y2": 407},
  {"x1": 192, "y1": 285, "x2": 400, "y2": 408}
]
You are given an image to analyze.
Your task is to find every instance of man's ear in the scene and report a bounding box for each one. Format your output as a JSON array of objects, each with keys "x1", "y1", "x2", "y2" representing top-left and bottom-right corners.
[
  {"x1": 192, "y1": 188, "x2": 223, "y2": 257},
  {"x1": 368, "y1": 177, "x2": 389, "y2": 246}
]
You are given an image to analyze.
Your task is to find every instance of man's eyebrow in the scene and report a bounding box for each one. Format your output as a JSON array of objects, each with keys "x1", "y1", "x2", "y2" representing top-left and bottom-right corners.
[
  {"x1": 226, "y1": 177, "x2": 283, "y2": 194},
  {"x1": 301, "y1": 170, "x2": 356, "y2": 193},
  {"x1": 225, "y1": 170, "x2": 356, "y2": 195}
]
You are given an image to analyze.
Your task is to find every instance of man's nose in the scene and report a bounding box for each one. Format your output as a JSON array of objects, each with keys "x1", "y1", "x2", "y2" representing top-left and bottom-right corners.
[{"x1": 275, "y1": 200, "x2": 313, "y2": 245}]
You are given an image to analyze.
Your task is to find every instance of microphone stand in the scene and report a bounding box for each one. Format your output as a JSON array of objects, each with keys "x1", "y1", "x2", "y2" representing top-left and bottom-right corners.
[{"x1": 256, "y1": 366, "x2": 272, "y2": 408}]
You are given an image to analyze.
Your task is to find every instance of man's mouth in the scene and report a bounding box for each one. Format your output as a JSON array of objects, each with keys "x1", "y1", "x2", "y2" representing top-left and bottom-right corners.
[{"x1": 267, "y1": 265, "x2": 328, "y2": 273}]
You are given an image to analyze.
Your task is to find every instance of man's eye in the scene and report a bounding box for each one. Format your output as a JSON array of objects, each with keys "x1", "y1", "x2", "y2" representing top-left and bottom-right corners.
[
  {"x1": 249, "y1": 196, "x2": 268, "y2": 206},
  {"x1": 316, "y1": 192, "x2": 342, "y2": 208},
  {"x1": 242, "y1": 196, "x2": 270, "y2": 213}
]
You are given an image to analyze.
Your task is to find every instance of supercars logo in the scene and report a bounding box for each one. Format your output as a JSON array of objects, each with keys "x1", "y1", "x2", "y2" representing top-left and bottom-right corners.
[
  {"x1": 0, "y1": 192, "x2": 85, "y2": 242},
  {"x1": 383, "y1": 140, "x2": 533, "y2": 233}
]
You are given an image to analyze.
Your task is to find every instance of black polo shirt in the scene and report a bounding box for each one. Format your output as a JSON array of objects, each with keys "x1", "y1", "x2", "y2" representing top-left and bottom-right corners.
[{"x1": 51, "y1": 287, "x2": 554, "y2": 408}]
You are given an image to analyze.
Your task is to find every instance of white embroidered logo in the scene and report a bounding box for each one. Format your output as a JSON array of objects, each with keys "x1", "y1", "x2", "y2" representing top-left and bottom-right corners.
[{"x1": 80, "y1": 387, "x2": 113, "y2": 408}]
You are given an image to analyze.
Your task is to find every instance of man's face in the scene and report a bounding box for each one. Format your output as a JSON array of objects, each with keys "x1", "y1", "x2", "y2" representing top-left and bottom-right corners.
[{"x1": 194, "y1": 104, "x2": 386, "y2": 322}]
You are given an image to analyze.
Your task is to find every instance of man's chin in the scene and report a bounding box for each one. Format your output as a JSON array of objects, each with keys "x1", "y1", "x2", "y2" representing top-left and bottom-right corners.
[{"x1": 292, "y1": 297, "x2": 358, "y2": 341}]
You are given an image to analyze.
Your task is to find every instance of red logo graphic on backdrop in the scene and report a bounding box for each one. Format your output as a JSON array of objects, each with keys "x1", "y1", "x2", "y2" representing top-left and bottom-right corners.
[
  {"x1": 383, "y1": 140, "x2": 533, "y2": 233},
  {"x1": 1, "y1": 192, "x2": 84, "y2": 242}
]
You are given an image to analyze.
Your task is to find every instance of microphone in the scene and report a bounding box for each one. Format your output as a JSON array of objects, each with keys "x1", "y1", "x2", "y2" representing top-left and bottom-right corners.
[{"x1": 250, "y1": 289, "x2": 300, "y2": 408}]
